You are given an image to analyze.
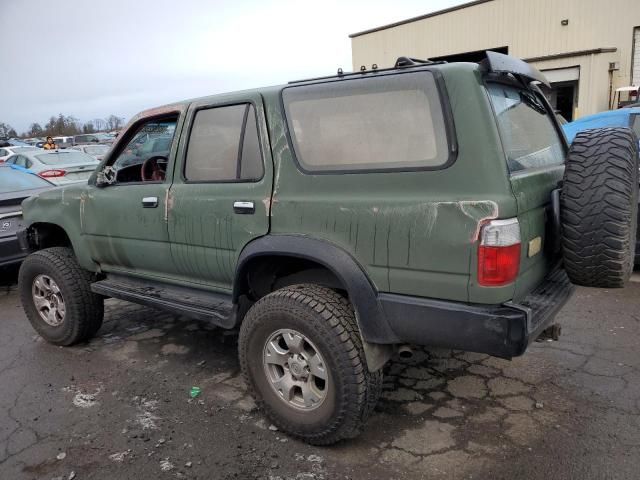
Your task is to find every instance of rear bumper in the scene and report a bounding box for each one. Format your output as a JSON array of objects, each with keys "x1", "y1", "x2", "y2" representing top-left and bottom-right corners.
[{"x1": 379, "y1": 266, "x2": 574, "y2": 359}]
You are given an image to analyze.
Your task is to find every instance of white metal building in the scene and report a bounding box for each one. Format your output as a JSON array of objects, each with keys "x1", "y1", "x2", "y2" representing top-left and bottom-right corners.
[{"x1": 350, "y1": 0, "x2": 640, "y2": 120}]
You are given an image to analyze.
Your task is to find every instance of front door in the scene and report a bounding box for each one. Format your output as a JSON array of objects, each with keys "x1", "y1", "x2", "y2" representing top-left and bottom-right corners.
[
  {"x1": 82, "y1": 114, "x2": 182, "y2": 278},
  {"x1": 167, "y1": 93, "x2": 273, "y2": 291}
]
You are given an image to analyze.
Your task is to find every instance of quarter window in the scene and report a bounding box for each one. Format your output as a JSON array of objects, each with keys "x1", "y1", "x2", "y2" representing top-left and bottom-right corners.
[
  {"x1": 184, "y1": 104, "x2": 263, "y2": 182},
  {"x1": 282, "y1": 71, "x2": 450, "y2": 172}
]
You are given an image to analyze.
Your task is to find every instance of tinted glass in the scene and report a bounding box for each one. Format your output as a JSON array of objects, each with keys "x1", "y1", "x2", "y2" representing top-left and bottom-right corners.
[
  {"x1": 488, "y1": 83, "x2": 565, "y2": 173},
  {"x1": 110, "y1": 118, "x2": 177, "y2": 183},
  {"x1": 282, "y1": 71, "x2": 449, "y2": 172},
  {"x1": 239, "y1": 107, "x2": 263, "y2": 180},
  {"x1": 0, "y1": 168, "x2": 50, "y2": 193},
  {"x1": 185, "y1": 104, "x2": 263, "y2": 182},
  {"x1": 85, "y1": 145, "x2": 109, "y2": 155},
  {"x1": 36, "y1": 151, "x2": 96, "y2": 165}
]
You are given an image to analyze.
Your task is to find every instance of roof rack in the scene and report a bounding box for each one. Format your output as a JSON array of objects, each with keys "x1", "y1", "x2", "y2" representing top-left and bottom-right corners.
[{"x1": 288, "y1": 57, "x2": 445, "y2": 85}]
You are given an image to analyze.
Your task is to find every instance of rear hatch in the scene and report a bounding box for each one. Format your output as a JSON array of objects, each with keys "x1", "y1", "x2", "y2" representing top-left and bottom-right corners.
[{"x1": 486, "y1": 81, "x2": 566, "y2": 301}]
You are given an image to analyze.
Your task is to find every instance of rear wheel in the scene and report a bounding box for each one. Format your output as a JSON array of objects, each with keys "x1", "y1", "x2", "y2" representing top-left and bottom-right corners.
[
  {"x1": 561, "y1": 127, "x2": 639, "y2": 287},
  {"x1": 239, "y1": 284, "x2": 381, "y2": 445},
  {"x1": 19, "y1": 247, "x2": 104, "y2": 345}
]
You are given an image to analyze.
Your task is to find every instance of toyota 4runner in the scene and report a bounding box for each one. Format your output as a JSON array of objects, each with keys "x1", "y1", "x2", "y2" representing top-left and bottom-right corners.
[{"x1": 16, "y1": 52, "x2": 639, "y2": 444}]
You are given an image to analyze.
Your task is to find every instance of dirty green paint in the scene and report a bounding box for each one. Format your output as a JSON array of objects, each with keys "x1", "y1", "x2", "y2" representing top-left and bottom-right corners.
[{"x1": 22, "y1": 62, "x2": 562, "y2": 306}]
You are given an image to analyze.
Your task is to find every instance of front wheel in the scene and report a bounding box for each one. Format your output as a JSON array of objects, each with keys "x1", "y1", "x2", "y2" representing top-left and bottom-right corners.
[
  {"x1": 239, "y1": 284, "x2": 381, "y2": 445},
  {"x1": 19, "y1": 247, "x2": 104, "y2": 345}
]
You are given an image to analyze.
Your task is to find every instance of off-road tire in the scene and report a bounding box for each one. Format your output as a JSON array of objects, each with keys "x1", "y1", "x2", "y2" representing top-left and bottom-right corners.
[
  {"x1": 239, "y1": 284, "x2": 382, "y2": 445},
  {"x1": 19, "y1": 247, "x2": 104, "y2": 345},
  {"x1": 561, "y1": 127, "x2": 639, "y2": 287}
]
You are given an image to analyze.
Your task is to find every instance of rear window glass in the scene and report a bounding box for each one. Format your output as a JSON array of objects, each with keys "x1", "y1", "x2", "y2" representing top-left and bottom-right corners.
[
  {"x1": 282, "y1": 71, "x2": 449, "y2": 172},
  {"x1": 85, "y1": 145, "x2": 109, "y2": 155},
  {"x1": 0, "y1": 168, "x2": 50, "y2": 193},
  {"x1": 36, "y1": 152, "x2": 96, "y2": 165},
  {"x1": 488, "y1": 83, "x2": 565, "y2": 173}
]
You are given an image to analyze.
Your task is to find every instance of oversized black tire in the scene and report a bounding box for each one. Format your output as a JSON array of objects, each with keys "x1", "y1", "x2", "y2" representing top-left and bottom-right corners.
[
  {"x1": 19, "y1": 247, "x2": 104, "y2": 345},
  {"x1": 561, "y1": 127, "x2": 639, "y2": 287},
  {"x1": 239, "y1": 284, "x2": 382, "y2": 445}
]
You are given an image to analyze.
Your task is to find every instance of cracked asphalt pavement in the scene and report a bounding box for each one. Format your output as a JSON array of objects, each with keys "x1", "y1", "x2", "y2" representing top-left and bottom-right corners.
[{"x1": 1, "y1": 266, "x2": 639, "y2": 480}]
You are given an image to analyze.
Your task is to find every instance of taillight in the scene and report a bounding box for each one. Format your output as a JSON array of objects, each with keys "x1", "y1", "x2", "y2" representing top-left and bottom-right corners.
[
  {"x1": 38, "y1": 169, "x2": 66, "y2": 178},
  {"x1": 478, "y1": 218, "x2": 521, "y2": 286}
]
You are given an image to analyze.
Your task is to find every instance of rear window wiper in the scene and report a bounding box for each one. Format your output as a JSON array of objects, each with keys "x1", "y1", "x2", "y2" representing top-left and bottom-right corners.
[{"x1": 519, "y1": 90, "x2": 547, "y2": 115}]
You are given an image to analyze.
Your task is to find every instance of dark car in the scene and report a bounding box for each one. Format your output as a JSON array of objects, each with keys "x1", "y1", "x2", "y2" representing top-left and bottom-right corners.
[{"x1": 0, "y1": 166, "x2": 54, "y2": 267}]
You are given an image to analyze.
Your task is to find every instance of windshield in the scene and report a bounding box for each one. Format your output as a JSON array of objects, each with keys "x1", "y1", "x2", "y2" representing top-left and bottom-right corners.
[
  {"x1": 488, "y1": 83, "x2": 565, "y2": 173},
  {"x1": 0, "y1": 168, "x2": 50, "y2": 193},
  {"x1": 36, "y1": 151, "x2": 96, "y2": 165},
  {"x1": 85, "y1": 145, "x2": 109, "y2": 155}
]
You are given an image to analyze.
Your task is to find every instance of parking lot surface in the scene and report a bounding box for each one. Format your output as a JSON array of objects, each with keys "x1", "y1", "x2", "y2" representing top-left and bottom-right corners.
[{"x1": 1, "y1": 268, "x2": 639, "y2": 480}]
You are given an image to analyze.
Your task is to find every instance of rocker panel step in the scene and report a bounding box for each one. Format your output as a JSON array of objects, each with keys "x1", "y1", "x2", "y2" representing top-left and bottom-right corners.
[{"x1": 91, "y1": 274, "x2": 235, "y2": 328}]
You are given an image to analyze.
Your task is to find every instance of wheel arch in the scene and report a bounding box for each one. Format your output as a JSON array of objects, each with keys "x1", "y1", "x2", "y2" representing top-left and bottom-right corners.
[
  {"x1": 21, "y1": 222, "x2": 97, "y2": 272},
  {"x1": 234, "y1": 235, "x2": 399, "y2": 348}
]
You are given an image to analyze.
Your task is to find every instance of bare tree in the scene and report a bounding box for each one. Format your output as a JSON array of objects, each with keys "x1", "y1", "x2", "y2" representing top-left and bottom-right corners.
[
  {"x1": 93, "y1": 118, "x2": 106, "y2": 132},
  {"x1": 29, "y1": 123, "x2": 44, "y2": 137},
  {"x1": 106, "y1": 115, "x2": 125, "y2": 131}
]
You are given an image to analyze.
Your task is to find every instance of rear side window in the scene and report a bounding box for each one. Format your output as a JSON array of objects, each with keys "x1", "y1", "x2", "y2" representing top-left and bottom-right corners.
[
  {"x1": 488, "y1": 83, "x2": 565, "y2": 173},
  {"x1": 282, "y1": 71, "x2": 450, "y2": 172},
  {"x1": 184, "y1": 104, "x2": 263, "y2": 182}
]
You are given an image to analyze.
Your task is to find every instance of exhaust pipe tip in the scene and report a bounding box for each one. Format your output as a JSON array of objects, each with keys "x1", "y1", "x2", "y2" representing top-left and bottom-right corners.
[{"x1": 398, "y1": 345, "x2": 413, "y2": 359}]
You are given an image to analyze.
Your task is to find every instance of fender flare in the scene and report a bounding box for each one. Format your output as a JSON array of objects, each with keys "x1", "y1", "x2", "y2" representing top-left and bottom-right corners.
[{"x1": 233, "y1": 235, "x2": 399, "y2": 345}]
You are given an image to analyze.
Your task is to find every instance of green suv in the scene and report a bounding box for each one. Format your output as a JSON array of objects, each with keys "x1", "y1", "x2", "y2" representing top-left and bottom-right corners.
[{"x1": 16, "y1": 52, "x2": 639, "y2": 444}]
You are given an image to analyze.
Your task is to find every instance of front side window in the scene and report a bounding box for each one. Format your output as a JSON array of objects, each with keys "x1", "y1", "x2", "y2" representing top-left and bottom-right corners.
[
  {"x1": 109, "y1": 117, "x2": 178, "y2": 184},
  {"x1": 184, "y1": 104, "x2": 263, "y2": 182},
  {"x1": 282, "y1": 71, "x2": 450, "y2": 172},
  {"x1": 487, "y1": 83, "x2": 565, "y2": 173}
]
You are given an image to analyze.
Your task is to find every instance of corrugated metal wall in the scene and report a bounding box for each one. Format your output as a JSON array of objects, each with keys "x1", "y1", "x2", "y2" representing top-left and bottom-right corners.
[{"x1": 351, "y1": 0, "x2": 640, "y2": 117}]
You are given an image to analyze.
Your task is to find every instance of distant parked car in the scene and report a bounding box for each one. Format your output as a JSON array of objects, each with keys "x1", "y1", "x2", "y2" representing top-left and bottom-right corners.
[
  {"x1": 70, "y1": 144, "x2": 110, "y2": 161},
  {"x1": 0, "y1": 165, "x2": 54, "y2": 267},
  {"x1": 5, "y1": 150, "x2": 99, "y2": 185},
  {"x1": 0, "y1": 146, "x2": 39, "y2": 163},
  {"x1": 52, "y1": 136, "x2": 74, "y2": 149},
  {"x1": 73, "y1": 134, "x2": 101, "y2": 145},
  {"x1": 562, "y1": 107, "x2": 640, "y2": 144}
]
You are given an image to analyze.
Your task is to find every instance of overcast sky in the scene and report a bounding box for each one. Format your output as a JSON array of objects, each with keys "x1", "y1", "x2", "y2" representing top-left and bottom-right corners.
[{"x1": 0, "y1": 0, "x2": 463, "y2": 133}]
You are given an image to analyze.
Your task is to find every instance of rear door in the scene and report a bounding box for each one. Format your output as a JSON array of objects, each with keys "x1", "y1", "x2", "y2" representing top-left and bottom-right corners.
[
  {"x1": 487, "y1": 82, "x2": 567, "y2": 300},
  {"x1": 166, "y1": 93, "x2": 273, "y2": 291}
]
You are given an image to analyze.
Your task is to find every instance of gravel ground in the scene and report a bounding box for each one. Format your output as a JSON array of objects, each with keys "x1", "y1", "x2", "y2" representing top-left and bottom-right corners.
[{"x1": 1, "y1": 267, "x2": 639, "y2": 480}]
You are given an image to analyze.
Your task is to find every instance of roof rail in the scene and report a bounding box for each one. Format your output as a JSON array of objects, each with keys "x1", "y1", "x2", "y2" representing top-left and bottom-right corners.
[{"x1": 288, "y1": 58, "x2": 446, "y2": 85}]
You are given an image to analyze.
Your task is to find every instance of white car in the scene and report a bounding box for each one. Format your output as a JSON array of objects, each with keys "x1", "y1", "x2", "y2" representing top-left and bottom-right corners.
[
  {"x1": 4, "y1": 150, "x2": 99, "y2": 185},
  {"x1": 0, "y1": 146, "x2": 39, "y2": 163},
  {"x1": 70, "y1": 144, "x2": 110, "y2": 161},
  {"x1": 52, "y1": 136, "x2": 74, "y2": 148}
]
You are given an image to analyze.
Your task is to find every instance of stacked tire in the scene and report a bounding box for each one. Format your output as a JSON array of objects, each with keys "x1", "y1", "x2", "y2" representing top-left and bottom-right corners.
[{"x1": 561, "y1": 127, "x2": 639, "y2": 288}]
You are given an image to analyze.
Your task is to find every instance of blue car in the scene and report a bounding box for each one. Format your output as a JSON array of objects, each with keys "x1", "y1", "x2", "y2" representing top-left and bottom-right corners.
[{"x1": 562, "y1": 107, "x2": 640, "y2": 144}]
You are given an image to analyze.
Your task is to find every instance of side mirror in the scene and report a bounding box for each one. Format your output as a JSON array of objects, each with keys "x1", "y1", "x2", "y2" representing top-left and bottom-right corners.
[{"x1": 95, "y1": 166, "x2": 116, "y2": 188}]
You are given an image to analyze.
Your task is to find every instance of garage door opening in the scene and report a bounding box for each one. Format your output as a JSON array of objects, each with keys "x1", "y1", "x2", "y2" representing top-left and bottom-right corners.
[{"x1": 542, "y1": 67, "x2": 580, "y2": 121}]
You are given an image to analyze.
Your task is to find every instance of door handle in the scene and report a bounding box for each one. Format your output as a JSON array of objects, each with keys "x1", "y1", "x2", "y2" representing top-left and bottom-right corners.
[
  {"x1": 142, "y1": 196, "x2": 158, "y2": 208},
  {"x1": 233, "y1": 201, "x2": 255, "y2": 214}
]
